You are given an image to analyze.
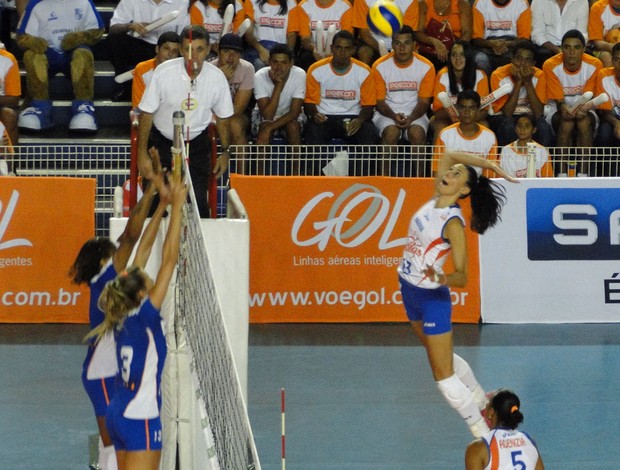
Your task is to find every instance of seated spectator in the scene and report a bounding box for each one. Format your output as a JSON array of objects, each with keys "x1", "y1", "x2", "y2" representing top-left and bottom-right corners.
[
  {"x1": 595, "y1": 42, "x2": 620, "y2": 175},
  {"x1": 372, "y1": 26, "x2": 435, "y2": 175},
  {"x1": 213, "y1": 33, "x2": 254, "y2": 146},
  {"x1": 499, "y1": 113, "x2": 554, "y2": 177},
  {"x1": 190, "y1": 0, "x2": 245, "y2": 52},
  {"x1": 132, "y1": 32, "x2": 181, "y2": 111},
  {"x1": 489, "y1": 39, "x2": 553, "y2": 147},
  {"x1": 414, "y1": 0, "x2": 472, "y2": 72},
  {"x1": 243, "y1": 0, "x2": 296, "y2": 70},
  {"x1": 434, "y1": 90, "x2": 498, "y2": 175},
  {"x1": 107, "y1": 0, "x2": 189, "y2": 101},
  {"x1": 587, "y1": 0, "x2": 620, "y2": 68},
  {"x1": 16, "y1": 0, "x2": 104, "y2": 133},
  {"x1": 254, "y1": 44, "x2": 305, "y2": 145},
  {"x1": 352, "y1": 0, "x2": 419, "y2": 66},
  {"x1": 530, "y1": 0, "x2": 589, "y2": 68},
  {"x1": 471, "y1": 0, "x2": 531, "y2": 75},
  {"x1": 431, "y1": 39, "x2": 489, "y2": 139},
  {"x1": 253, "y1": 44, "x2": 306, "y2": 174},
  {"x1": 0, "y1": 44, "x2": 21, "y2": 144},
  {"x1": 304, "y1": 31, "x2": 378, "y2": 153},
  {"x1": 288, "y1": 0, "x2": 353, "y2": 70},
  {"x1": 544, "y1": 29, "x2": 601, "y2": 176}
]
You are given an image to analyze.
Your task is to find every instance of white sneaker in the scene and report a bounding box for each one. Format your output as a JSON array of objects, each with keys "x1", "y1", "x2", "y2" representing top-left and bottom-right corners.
[{"x1": 69, "y1": 101, "x2": 97, "y2": 132}]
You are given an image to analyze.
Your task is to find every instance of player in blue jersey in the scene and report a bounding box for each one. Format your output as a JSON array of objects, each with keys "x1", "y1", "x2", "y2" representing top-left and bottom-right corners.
[
  {"x1": 89, "y1": 175, "x2": 187, "y2": 470},
  {"x1": 398, "y1": 151, "x2": 516, "y2": 438},
  {"x1": 70, "y1": 151, "x2": 164, "y2": 470},
  {"x1": 466, "y1": 389, "x2": 545, "y2": 469}
]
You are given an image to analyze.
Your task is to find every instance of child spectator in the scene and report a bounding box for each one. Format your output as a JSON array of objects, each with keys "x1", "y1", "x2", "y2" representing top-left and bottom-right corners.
[{"x1": 499, "y1": 113, "x2": 554, "y2": 177}]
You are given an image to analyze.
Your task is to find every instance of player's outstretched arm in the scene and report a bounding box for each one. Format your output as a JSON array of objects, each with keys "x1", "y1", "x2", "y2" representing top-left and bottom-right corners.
[
  {"x1": 149, "y1": 177, "x2": 187, "y2": 310},
  {"x1": 131, "y1": 186, "x2": 170, "y2": 269},
  {"x1": 438, "y1": 151, "x2": 519, "y2": 183}
]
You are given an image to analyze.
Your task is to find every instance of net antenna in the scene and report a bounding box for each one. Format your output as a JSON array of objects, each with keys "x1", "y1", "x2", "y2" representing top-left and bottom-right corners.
[{"x1": 164, "y1": 113, "x2": 261, "y2": 469}]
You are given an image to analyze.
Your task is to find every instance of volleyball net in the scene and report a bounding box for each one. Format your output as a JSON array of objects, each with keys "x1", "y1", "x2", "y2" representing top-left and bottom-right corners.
[{"x1": 159, "y1": 113, "x2": 260, "y2": 469}]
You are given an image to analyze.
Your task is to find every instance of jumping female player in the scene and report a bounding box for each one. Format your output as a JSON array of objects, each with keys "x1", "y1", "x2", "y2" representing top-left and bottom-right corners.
[
  {"x1": 398, "y1": 151, "x2": 516, "y2": 438},
  {"x1": 89, "y1": 175, "x2": 186, "y2": 470},
  {"x1": 465, "y1": 389, "x2": 545, "y2": 469},
  {"x1": 69, "y1": 153, "x2": 163, "y2": 470}
]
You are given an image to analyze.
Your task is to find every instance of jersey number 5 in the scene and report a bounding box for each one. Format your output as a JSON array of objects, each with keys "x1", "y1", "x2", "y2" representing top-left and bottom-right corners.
[{"x1": 511, "y1": 450, "x2": 526, "y2": 470}]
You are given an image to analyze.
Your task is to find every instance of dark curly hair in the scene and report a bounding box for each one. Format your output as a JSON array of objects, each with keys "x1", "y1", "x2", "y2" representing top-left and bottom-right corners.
[{"x1": 69, "y1": 237, "x2": 116, "y2": 285}]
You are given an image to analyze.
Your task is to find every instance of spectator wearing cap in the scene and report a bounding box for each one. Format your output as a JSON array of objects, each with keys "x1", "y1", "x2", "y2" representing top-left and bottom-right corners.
[{"x1": 213, "y1": 33, "x2": 255, "y2": 146}]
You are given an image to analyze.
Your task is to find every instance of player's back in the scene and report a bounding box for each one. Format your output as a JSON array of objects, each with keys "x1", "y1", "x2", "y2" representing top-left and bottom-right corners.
[{"x1": 482, "y1": 428, "x2": 541, "y2": 470}]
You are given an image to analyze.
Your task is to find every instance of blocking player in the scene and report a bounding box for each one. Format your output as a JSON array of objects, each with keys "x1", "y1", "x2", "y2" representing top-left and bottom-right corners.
[{"x1": 69, "y1": 154, "x2": 164, "y2": 470}]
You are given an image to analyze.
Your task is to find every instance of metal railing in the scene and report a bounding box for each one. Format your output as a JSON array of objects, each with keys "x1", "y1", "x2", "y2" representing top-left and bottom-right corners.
[{"x1": 5, "y1": 143, "x2": 619, "y2": 236}]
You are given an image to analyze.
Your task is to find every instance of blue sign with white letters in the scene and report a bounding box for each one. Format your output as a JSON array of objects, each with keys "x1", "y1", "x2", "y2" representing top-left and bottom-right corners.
[{"x1": 526, "y1": 188, "x2": 620, "y2": 260}]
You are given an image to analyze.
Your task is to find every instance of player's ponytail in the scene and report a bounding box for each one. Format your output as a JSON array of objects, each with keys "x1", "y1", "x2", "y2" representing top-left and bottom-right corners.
[
  {"x1": 490, "y1": 389, "x2": 524, "y2": 430},
  {"x1": 463, "y1": 166, "x2": 506, "y2": 234},
  {"x1": 85, "y1": 267, "x2": 146, "y2": 343}
]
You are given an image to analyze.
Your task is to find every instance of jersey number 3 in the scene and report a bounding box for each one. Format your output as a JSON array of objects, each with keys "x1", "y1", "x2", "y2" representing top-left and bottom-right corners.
[{"x1": 120, "y1": 346, "x2": 134, "y2": 384}]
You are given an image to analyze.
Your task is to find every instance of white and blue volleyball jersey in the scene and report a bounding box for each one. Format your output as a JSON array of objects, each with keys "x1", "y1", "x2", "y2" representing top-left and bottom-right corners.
[{"x1": 115, "y1": 298, "x2": 167, "y2": 419}]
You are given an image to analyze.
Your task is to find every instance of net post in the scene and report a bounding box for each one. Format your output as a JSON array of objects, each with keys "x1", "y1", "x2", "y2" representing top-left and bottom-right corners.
[{"x1": 208, "y1": 123, "x2": 218, "y2": 218}]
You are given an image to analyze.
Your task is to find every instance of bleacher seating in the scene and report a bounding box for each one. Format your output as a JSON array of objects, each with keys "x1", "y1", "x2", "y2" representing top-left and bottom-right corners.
[{"x1": 6, "y1": 1, "x2": 132, "y2": 143}]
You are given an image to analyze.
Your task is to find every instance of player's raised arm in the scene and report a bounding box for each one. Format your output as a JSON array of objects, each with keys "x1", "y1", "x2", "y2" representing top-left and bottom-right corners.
[{"x1": 436, "y1": 151, "x2": 519, "y2": 187}]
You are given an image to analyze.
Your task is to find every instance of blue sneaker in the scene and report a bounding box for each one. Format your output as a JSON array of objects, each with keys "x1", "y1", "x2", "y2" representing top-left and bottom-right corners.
[
  {"x1": 18, "y1": 99, "x2": 53, "y2": 131},
  {"x1": 69, "y1": 100, "x2": 97, "y2": 133}
]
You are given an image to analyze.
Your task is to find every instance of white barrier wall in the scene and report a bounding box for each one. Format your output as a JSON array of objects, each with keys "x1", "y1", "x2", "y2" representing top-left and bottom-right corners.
[
  {"x1": 201, "y1": 218, "x2": 250, "y2": 399},
  {"x1": 480, "y1": 178, "x2": 620, "y2": 323}
]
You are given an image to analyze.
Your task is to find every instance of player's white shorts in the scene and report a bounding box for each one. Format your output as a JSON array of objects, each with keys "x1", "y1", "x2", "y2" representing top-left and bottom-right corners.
[{"x1": 373, "y1": 113, "x2": 430, "y2": 139}]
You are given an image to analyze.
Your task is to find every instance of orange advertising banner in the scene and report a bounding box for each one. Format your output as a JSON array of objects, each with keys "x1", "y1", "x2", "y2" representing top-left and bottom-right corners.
[
  {"x1": 231, "y1": 175, "x2": 480, "y2": 323},
  {"x1": 0, "y1": 177, "x2": 95, "y2": 323}
]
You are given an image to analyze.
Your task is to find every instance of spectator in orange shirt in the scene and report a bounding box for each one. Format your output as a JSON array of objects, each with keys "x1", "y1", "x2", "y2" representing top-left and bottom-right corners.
[
  {"x1": 304, "y1": 30, "x2": 378, "y2": 146},
  {"x1": 587, "y1": 0, "x2": 620, "y2": 67},
  {"x1": 414, "y1": 0, "x2": 473, "y2": 72},
  {"x1": 543, "y1": 29, "x2": 601, "y2": 175},
  {"x1": 288, "y1": 0, "x2": 354, "y2": 70},
  {"x1": 544, "y1": 29, "x2": 602, "y2": 175},
  {"x1": 132, "y1": 32, "x2": 181, "y2": 110},
  {"x1": 430, "y1": 40, "x2": 489, "y2": 139},
  {"x1": 499, "y1": 113, "x2": 554, "y2": 178},
  {"x1": 0, "y1": 46, "x2": 21, "y2": 145},
  {"x1": 488, "y1": 39, "x2": 553, "y2": 147},
  {"x1": 594, "y1": 42, "x2": 620, "y2": 175},
  {"x1": 471, "y1": 0, "x2": 531, "y2": 75},
  {"x1": 351, "y1": 0, "x2": 419, "y2": 66}
]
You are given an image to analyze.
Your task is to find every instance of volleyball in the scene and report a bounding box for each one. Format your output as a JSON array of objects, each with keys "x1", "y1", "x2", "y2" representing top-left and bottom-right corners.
[{"x1": 367, "y1": 0, "x2": 404, "y2": 37}]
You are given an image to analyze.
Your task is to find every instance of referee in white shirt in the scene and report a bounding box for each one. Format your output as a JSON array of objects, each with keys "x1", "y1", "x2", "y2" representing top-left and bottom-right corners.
[{"x1": 138, "y1": 25, "x2": 234, "y2": 217}]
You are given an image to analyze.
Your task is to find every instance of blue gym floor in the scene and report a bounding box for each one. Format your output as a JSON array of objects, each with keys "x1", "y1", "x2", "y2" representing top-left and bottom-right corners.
[{"x1": 1, "y1": 322, "x2": 619, "y2": 469}]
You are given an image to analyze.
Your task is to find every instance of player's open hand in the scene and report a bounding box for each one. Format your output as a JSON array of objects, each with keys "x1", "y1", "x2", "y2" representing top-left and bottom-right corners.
[{"x1": 490, "y1": 163, "x2": 519, "y2": 183}]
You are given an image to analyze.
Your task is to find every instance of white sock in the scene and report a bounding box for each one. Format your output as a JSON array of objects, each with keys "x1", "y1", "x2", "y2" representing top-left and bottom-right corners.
[
  {"x1": 98, "y1": 445, "x2": 118, "y2": 470},
  {"x1": 453, "y1": 354, "x2": 487, "y2": 411},
  {"x1": 437, "y1": 374, "x2": 489, "y2": 437}
]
